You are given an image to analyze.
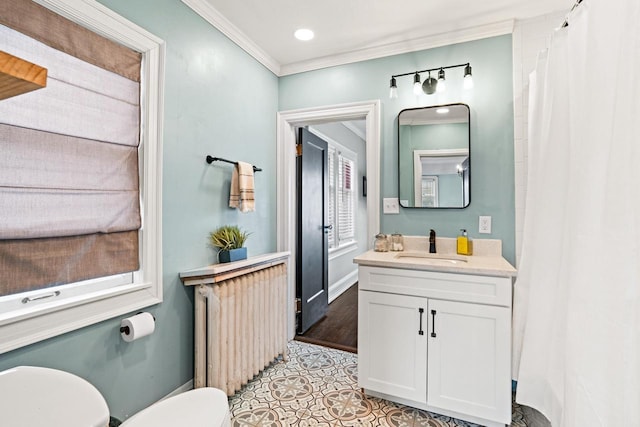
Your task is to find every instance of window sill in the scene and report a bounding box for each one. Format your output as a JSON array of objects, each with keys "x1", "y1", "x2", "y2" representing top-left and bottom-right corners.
[
  {"x1": 329, "y1": 241, "x2": 358, "y2": 261},
  {"x1": 0, "y1": 281, "x2": 161, "y2": 354}
]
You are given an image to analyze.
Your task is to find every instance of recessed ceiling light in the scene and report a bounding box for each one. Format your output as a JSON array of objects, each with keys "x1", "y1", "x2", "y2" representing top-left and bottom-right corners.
[
  {"x1": 436, "y1": 108, "x2": 450, "y2": 114},
  {"x1": 294, "y1": 28, "x2": 314, "y2": 41}
]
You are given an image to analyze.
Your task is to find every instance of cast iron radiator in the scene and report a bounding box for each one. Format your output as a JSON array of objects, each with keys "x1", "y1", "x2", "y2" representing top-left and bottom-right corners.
[{"x1": 181, "y1": 253, "x2": 289, "y2": 396}]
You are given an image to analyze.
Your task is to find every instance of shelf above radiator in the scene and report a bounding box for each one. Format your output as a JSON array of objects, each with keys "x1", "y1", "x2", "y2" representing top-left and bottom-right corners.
[{"x1": 180, "y1": 251, "x2": 290, "y2": 285}]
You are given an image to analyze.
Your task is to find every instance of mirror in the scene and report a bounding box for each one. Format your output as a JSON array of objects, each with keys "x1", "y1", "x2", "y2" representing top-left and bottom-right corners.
[{"x1": 398, "y1": 103, "x2": 470, "y2": 208}]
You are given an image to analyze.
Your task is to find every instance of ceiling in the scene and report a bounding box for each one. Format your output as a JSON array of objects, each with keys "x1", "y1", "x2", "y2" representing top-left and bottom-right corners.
[{"x1": 183, "y1": 0, "x2": 574, "y2": 76}]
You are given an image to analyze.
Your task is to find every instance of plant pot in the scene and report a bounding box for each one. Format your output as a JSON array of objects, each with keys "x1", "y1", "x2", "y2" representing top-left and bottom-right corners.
[{"x1": 219, "y1": 247, "x2": 247, "y2": 263}]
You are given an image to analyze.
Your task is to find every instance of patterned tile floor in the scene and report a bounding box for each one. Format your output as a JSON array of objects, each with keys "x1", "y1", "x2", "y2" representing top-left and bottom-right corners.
[{"x1": 229, "y1": 341, "x2": 527, "y2": 426}]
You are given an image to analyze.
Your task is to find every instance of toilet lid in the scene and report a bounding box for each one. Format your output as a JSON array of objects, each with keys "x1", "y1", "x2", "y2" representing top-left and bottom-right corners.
[
  {"x1": 0, "y1": 366, "x2": 110, "y2": 427},
  {"x1": 121, "y1": 388, "x2": 230, "y2": 427}
]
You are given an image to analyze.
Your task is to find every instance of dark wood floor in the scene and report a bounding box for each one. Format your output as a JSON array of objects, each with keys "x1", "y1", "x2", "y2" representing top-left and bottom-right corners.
[{"x1": 295, "y1": 283, "x2": 358, "y2": 353}]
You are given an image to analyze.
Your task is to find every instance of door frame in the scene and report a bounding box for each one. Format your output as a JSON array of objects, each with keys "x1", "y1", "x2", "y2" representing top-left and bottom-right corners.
[{"x1": 277, "y1": 100, "x2": 381, "y2": 339}]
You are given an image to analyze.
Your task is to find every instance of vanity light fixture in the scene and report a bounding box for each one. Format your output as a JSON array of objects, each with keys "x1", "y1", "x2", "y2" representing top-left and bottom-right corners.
[
  {"x1": 388, "y1": 62, "x2": 473, "y2": 98},
  {"x1": 422, "y1": 72, "x2": 437, "y2": 95},
  {"x1": 389, "y1": 77, "x2": 398, "y2": 98},
  {"x1": 437, "y1": 68, "x2": 446, "y2": 93},
  {"x1": 464, "y1": 64, "x2": 474, "y2": 89},
  {"x1": 412, "y1": 72, "x2": 422, "y2": 95}
]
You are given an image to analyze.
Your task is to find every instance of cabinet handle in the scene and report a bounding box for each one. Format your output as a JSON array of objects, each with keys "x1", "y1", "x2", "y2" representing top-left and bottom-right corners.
[
  {"x1": 431, "y1": 310, "x2": 437, "y2": 338},
  {"x1": 418, "y1": 308, "x2": 424, "y2": 335}
]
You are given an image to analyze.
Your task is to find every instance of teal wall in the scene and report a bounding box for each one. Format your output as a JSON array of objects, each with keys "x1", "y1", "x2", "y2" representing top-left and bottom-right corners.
[
  {"x1": 279, "y1": 35, "x2": 515, "y2": 264},
  {"x1": 0, "y1": 0, "x2": 278, "y2": 420},
  {"x1": 438, "y1": 174, "x2": 464, "y2": 206},
  {"x1": 399, "y1": 122, "x2": 468, "y2": 205},
  {"x1": 0, "y1": 7, "x2": 515, "y2": 422}
]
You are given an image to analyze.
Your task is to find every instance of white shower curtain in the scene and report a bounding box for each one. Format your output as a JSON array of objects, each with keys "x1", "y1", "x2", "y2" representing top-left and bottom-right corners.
[{"x1": 512, "y1": 1, "x2": 640, "y2": 426}]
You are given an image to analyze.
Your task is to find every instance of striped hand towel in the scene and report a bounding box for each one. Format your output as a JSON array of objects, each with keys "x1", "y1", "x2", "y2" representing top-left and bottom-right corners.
[{"x1": 229, "y1": 161, "x2": 255, "y2": 212}]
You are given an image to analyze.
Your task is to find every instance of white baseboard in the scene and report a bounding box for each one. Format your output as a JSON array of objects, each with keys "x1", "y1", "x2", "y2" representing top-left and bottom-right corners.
[
  {"x1": 159, "y1": 379, "x2": 194, "y2": 401},
  {"x1": 328, "y1": 270, "x2": 358, "y2": 303}
]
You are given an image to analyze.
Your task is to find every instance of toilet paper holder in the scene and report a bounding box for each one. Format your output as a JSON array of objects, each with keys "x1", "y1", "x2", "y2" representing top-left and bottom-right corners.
[{"x1": 119, "y1": 312, "x2": 155, "y2": 335}]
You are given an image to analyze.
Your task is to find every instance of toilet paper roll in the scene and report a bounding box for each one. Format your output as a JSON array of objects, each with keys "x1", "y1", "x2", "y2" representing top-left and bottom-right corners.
[{"x1": 120, "y1": 312, "x2": 155, "y2": 342}]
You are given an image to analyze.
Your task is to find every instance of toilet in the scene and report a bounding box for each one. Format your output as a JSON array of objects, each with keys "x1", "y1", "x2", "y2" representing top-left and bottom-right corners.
[
  {"x1": 0, "y1": 366, "x2": 231, "y2": 427},
  {"x1": 121, "y1": 387, "x2": 231, "y2": 427}
]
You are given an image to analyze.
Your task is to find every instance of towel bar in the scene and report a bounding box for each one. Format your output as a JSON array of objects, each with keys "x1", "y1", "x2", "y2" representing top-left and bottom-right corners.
[{"x1": 206, "y1": 155, "x2": 262, "y2": 172}]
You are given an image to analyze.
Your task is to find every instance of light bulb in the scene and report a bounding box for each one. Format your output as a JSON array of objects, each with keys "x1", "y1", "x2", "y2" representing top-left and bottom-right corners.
[
  {"x1": 464, "y1": 75, "x2": 474, "y2": 89},
  {"x1": 437, "y1": 68, "x2": 446, "y2": 93},
  {"x1": 464, "y1": 64, "x2": 473, "y2": 89},
  {"x1": 389, "y1": 77, "x2": 398, "y2": 99},
  {"x1": 413, "y1": 73, "x2": 422, "y2": 95}
]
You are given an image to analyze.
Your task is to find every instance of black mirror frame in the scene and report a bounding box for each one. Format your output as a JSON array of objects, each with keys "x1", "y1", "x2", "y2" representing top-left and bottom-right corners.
[{"x1": 397, "y1": 102, "x2": 471, "y2": 209}]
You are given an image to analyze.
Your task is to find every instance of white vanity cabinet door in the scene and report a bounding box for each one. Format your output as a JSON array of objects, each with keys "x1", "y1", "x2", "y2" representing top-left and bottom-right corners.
[
  {"x1": 426, "y1": 299, "x2": 512, "y2": 425},
  {"x1": 358, "y1": 290, "x2": 428, "y2": 404}
]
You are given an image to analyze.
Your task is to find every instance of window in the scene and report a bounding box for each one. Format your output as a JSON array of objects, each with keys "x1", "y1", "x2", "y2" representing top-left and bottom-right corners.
[
  {"x1": 421, "y1": 176, "x2": 439, "y2": 208},
  {"x1": 0, "y1": 0, "x2": 164, "y2": 354},
  {"x1": 327, "y1": 143, "x2": 357, "y2": 250}
]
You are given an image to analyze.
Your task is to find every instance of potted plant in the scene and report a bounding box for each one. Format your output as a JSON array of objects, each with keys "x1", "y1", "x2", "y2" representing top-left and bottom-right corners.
[{"x1": 209, "y1": 225, "x2": 250, "y2": 263}]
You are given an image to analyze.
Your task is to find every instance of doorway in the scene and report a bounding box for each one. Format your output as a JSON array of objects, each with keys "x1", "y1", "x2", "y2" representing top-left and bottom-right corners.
[
  {"x1": 295, "y1": 282, "x2": 358, "y2": 353},
  {"x1": 276, "y1": 100, "x2": 381, "y2": 341},
  {"x1": 295, "y1": 120, "x2": 368, "y2": 349}
]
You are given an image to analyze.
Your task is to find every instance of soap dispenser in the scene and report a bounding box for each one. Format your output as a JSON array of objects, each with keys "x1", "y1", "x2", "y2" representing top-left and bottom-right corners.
[
  {"x1": 429, "y1": 229, "x2": 436, "y2": 253},
  {"x1": 457, "y1": 229, "x2": 473, "y2": 255}
]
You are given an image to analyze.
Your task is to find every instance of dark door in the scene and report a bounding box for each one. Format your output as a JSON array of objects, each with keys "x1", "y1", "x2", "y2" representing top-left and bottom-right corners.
[{"x1": 296, "y1": 127, "x2": 329, "y2": 334}]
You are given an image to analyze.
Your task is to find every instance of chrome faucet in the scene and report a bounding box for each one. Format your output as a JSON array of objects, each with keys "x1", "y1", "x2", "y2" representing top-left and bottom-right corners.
[{"x1": 429, "y1": 229, "x2": 436, "y2": 253}]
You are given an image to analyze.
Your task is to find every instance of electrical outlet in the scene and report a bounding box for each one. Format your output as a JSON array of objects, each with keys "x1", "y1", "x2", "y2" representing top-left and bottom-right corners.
[
  {"x1": 479, "y1": 216, "x2": 492, "y2": 234},
  {"x1": 383, "y1": 198, "x2": 400, "y2": 214}
]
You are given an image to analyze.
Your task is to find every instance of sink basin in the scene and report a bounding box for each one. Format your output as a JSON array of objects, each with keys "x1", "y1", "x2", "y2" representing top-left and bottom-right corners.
[{"x1": 394, "y1": 251, "x2": 468, "y2": 264}]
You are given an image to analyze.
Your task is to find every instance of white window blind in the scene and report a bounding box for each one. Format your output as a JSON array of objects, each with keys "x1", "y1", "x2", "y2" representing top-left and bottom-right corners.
[
  {"x1": 315, "y1": 128, "x2": 357, "y2": 251},
  {"x1": 338, "y1": 155, "x2": 355, "y2": 243},
  {"x1": 327, "y1": 146, "x2": 336, "y2": 247},
  {"x1": 421, "y1": 176, "x2": 438, "y2": 208}
]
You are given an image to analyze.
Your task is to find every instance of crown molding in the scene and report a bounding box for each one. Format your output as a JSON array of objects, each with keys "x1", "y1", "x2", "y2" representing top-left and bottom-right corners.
[
  {"x1": 279, "y1": 19, "x2": 515, "y2": 76},
  {"x1": 180, "y1": 1, "x2": 514, "y2": 77},
  {"x1": 181, "y1": 0, "x2": 281, "y2": 75}
]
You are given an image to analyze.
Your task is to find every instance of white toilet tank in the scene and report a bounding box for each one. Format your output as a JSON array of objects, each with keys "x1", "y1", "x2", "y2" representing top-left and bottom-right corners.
[{"x1": 0, "y1": 366, "x2": 110, "y2": 427}]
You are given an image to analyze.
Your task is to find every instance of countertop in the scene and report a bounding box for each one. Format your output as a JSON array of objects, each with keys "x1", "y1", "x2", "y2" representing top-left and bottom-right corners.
[{"x1": 353, "y1": 236, "x2": 516, "y2": 278}]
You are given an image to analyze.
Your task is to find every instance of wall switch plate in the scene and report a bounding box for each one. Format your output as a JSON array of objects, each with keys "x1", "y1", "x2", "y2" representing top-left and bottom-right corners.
[
  {"x1": 383, "y1": 198, "x2": 400, "y2": 214},
  {"x1": 479, "y1": 216, "x2": 492, "y2": 234}
]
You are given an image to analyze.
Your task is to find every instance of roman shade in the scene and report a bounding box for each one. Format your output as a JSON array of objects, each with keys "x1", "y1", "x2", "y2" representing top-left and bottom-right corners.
[
  {"x1": 0, "y1": 0, "x2": 142, "y2": 297},
  {"x1": 0, "y1": 0, "x2": 141, "y2": 81}
]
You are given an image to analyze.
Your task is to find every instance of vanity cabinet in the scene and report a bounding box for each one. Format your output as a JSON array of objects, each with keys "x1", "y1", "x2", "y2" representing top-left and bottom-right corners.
[
  {"x1": 357, "y1": 265, "x2": 512, "y2": 427},
  {"x1": 358, "y1": 291, "x2": 428, "y2": 403}
]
